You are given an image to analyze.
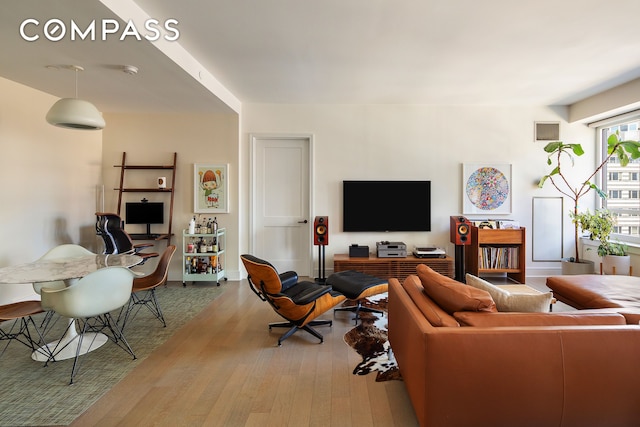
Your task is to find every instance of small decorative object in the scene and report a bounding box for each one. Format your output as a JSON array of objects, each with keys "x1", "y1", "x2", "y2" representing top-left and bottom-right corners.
[
  {"x1": 157, "y1": 176, "x2": 166, "y2": 189},
  {"x1": 463, "y1": 163, "x2": 512, "y2": 214},
  {"x1": 194, "y1": 164, "x2": 229, "y2": 213}
]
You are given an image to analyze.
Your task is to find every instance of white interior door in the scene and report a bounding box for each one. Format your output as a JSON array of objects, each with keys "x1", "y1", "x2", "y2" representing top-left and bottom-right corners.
[{"x1": 250, "y1": 135, "x2": 312, "y2": 275}]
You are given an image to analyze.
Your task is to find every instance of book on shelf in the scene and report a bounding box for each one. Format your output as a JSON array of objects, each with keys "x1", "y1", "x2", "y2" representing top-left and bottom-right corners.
[{"x1": 479, "y1": 246, "x2": 520, "y2": 269}]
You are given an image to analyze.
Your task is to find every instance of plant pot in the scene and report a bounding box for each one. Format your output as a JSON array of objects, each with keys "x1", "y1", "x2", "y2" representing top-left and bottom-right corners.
[
  {"x1": 601, "y1": 255, "x2": 631, "y2": 275},
  {"x1": 561, "y1": 258, "x2": 595, "y2": 275}
]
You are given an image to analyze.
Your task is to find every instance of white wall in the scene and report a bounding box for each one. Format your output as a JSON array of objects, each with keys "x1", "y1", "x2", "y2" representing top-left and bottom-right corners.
[
  {"x1": 0, "y1": 76, "x2": 605, "y2": 293},
  {"x1": 101, "y1": 112, "x2": 240, "y2": 281},
  {"x1": 0, "y1": 77, "x2": 102, "y2": 303},
  {"x1": 240, "y1": 104, "x2": 596, "y2": 277}
]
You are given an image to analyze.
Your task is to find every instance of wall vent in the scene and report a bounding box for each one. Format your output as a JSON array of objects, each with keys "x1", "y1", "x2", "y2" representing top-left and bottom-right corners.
[{"x1": 535, "y1": 122, "x2": 560, "y2": 142}]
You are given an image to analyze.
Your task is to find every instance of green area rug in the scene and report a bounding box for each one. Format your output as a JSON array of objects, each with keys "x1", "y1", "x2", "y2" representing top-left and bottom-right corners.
[{"x1": 0, "y1": 282, "x2": 225, "y2": 426}]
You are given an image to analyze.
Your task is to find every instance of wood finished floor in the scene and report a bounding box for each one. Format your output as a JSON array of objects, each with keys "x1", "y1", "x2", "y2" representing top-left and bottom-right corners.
[{"x1": 70, "y1": 280, "x2": 418, "y2": 427}]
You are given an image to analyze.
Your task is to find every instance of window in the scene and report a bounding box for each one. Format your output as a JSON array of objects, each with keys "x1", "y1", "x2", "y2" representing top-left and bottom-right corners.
[{"x1": 599, "y1": 115, "x2": 640, "y2": 241}]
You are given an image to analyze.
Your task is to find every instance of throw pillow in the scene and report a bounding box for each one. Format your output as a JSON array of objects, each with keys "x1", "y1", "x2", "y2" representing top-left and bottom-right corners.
[
  {"x1": 465, "y1": 274, "x2": 554, "y2": 313},
  {"x1": 416, "y1": 264, "x2": 496, "y2": 315},
  {"x1": 402, "y1": 275, "x2": 459, "y2": 327}
]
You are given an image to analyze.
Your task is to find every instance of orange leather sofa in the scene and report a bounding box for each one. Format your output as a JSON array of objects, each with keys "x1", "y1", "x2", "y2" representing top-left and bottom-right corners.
[{"x1": 388, "y1": 267, "x2": 640, "y2": 427}]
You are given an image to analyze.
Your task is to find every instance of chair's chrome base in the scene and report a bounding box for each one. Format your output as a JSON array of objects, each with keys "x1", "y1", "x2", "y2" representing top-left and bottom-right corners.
[{"x1": 269, "y1": 319, "x2": 333, "y2": 346}]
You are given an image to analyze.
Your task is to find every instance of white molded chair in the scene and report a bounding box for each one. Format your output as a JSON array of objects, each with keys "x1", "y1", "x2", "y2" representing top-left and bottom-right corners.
[
  {"x1": 33, "y1": 244, "x2": 95, "y2": 295},
  {"x1": 40, "y1": 266, "x2": 136, "y2": 384},
  {"x1": 33, "y1": 244, "x2": 95, "y2": 329}
]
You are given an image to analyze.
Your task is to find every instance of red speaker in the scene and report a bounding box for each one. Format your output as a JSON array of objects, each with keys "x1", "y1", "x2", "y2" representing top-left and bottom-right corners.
[
  {"x1": 450, "y1": 216, "x2": 471, "y2": 246},
  {"x1": 313, "y1": 216, "x2": 329, "y2": 246}
]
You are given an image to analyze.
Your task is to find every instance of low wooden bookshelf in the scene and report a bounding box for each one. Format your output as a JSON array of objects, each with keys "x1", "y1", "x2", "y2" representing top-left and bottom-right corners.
[
  {"x1": 464, "y1": 226, "x2": 526, "y2": 283},
  {"x1": 333, "y1": 254, "x2": 454, "y2": 281}
]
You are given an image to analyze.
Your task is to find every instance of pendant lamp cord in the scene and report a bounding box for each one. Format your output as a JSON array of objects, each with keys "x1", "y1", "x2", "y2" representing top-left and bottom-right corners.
[{"x1": 74, "y1": 68, "x2": 78, "y2": 98}]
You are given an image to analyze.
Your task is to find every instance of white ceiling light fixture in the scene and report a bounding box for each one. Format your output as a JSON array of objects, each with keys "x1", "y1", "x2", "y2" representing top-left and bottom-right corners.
[
  {"x1": 46, "y1": 65, "x2": 105, "y2": 130},
  {"x1": 122, "y1": 65, "x2": 138, "y2": 75}
]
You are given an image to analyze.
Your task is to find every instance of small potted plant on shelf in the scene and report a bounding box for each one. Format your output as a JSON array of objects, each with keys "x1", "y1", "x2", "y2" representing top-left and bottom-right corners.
[
  {"x1": 538, "y1": 131, "x2": 640, "y2": 274},
  {"x1": 571, "y1": 208, "x2": 630, "y2": 274}
]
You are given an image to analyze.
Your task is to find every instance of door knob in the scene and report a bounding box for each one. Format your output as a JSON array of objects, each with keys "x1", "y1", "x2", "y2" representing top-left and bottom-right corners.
[{"x1": 298, "y1": 220, "x2": 308, "y2": 224}]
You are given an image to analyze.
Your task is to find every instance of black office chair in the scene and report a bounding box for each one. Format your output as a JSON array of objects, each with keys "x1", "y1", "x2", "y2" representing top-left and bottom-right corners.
[{"x1": 95, "y1": 212, "x2": 158, "y2": 262}]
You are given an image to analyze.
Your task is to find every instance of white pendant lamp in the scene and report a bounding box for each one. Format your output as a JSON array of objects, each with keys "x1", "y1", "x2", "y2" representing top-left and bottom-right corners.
[{"x1": 46, "y1": 65, "x2": 105, "y2": 130}]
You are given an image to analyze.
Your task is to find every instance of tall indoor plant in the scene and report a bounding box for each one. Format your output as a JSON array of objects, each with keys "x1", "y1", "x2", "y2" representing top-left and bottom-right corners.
[{"x1": 538, "y1": 132, "x2": 640, "y2": 269}]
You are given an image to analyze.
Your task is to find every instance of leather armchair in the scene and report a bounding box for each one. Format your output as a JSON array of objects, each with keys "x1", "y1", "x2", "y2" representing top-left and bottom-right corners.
[{"x1": 241, "y1": 254, "x2": 346, "y2": 345}]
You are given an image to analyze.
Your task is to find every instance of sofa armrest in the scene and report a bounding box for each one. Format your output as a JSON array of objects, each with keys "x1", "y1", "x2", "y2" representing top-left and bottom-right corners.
[{"x1": 453, "y1": 311, "x2": 626, "y2": 327}]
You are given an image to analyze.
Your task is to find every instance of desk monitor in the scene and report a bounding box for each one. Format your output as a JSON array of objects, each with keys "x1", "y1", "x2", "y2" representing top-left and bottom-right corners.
[{"x1": 125, "y1": 202, "x2": 164, "y2": 236}]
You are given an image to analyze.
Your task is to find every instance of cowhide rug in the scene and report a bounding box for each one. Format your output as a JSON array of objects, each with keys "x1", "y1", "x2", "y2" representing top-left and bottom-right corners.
[{"x1": 342, "y1": 294, "x2": 402, "y2": 382}]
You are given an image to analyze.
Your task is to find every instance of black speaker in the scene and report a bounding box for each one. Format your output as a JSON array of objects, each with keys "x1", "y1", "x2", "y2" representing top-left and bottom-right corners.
[
  {"x1": 314, "y1": 216, "x2": 329, "y2": 246},
  {"x1": 450, "y1": 216, "x2": 471, "y2": 246}
]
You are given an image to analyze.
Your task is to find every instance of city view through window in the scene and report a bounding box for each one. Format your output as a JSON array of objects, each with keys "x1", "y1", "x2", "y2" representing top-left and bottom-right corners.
[{"x1": 601, "y1": 117, "x2": 640, "y2": 240}]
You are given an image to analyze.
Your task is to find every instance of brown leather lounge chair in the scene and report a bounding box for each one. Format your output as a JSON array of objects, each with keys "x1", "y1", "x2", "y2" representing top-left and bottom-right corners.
[{"x1": 241, "y1": 254, "x2": 346, "y2": 346}]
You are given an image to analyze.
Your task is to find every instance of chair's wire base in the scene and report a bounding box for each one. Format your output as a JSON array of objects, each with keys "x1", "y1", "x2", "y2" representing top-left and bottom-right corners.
[
  {"x1": 118, "y1": 288, "x2": 166, "y2": 331},
  {"x1": 334, "y1": 300, "x2": 384, "y2": 324},
  {"x1": 45, "y1": 313, "x2": 136, "y2": 385},
  {"x1": 268, "y1": 319, "x2": 333, "y2": 346},
  {"x1": 0, "y1": 316, "x2": 53, "y2": 360}
]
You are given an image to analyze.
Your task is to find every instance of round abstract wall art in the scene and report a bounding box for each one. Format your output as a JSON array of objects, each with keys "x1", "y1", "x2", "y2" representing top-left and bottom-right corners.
[{"x1": 465, "y1": 166, "x2": 509, "y2": 211}]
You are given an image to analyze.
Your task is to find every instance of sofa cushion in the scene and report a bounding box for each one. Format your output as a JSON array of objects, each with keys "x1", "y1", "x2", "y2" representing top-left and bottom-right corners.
[
  {"x1": 466, "y1": 274, "x2": 554, "y2": 313},
  {"x1": 401, "y1": 275, "x2": 459, "y2": 327},
  {"x1": 453, "y1": 311, "x2": 627, "y2": 327},
  {"x1": 546, "y1": 275, "x2": 640, "y2": 309},
  {"x1": 417, "y1": 264, "x2": 496, "y2": 315}
]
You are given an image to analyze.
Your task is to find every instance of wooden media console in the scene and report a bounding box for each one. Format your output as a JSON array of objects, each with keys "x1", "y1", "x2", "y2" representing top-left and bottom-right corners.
[{"x1": 333, "y1": 254, "x2": 454, "y2": 281}]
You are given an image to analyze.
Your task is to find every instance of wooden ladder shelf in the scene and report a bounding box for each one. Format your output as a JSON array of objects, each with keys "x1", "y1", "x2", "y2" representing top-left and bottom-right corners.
[{"x1": 114, "y1": 152, "x2": 177, "y2": 245}]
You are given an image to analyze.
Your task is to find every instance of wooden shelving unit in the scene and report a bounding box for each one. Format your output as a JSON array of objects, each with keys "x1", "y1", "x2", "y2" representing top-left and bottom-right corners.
[
  {"x1": 114, "y1": 152, "x2": 177, "y2": 245},
  {"x1": 465, "y1": 226, "x2": 526, "y2": 283},
  {"x1": 333, "y1": 254, "x2": 454, "y2": 281}
]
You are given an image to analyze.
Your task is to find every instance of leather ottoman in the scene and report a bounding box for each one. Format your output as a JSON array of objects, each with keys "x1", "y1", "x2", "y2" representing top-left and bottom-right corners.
[{"x1": 326, "y1": 270, "x2": 388, "y2": 322}]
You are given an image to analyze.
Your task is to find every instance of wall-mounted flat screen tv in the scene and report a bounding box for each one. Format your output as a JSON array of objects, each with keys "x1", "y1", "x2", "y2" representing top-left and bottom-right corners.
[{"x1": 343, "y1": 180, "x2": 431, "y2": 232}]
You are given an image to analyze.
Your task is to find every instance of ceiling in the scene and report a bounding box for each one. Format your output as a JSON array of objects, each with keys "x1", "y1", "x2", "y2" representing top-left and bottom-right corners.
[{"x1": 2, "y1": 0, "x2": 640, "y2": 114}]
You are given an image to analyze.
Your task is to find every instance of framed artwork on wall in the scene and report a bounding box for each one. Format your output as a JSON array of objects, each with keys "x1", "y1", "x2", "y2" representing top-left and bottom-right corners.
[
  {"x1": 194, "y1": 163, "x2": 229, "y2": 213},
  {"x1": 462, "y1": 163, "x2": 512, "y2": 215}
]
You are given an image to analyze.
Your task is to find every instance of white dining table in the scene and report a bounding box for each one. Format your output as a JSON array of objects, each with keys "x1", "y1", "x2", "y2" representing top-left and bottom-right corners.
[{"x1": 0, "y1": 253, "x2": 142, "y2": 361}]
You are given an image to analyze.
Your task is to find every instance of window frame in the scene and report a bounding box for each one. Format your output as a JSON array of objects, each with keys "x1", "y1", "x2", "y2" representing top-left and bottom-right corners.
[{"x1": 596, "y1": 111, "x2": 640, "y2": 245}]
